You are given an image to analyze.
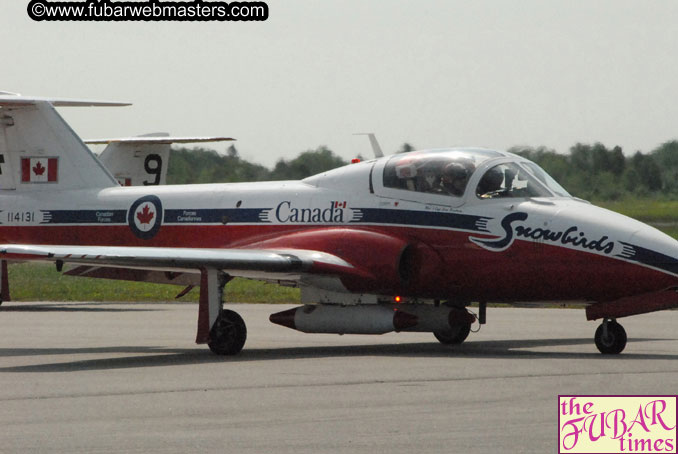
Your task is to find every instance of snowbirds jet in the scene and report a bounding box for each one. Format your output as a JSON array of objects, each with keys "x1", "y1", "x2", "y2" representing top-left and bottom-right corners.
[{"x1": 1, "y1": 95, "x2": 678, "y2": 356}]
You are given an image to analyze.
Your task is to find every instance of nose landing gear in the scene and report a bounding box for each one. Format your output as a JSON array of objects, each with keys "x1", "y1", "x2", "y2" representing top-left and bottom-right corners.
[{"x1": 594, "y1": 318, "x2": 627, "y2": 355}]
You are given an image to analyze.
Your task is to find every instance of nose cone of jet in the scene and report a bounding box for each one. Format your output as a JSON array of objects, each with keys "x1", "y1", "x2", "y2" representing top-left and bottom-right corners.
[
  {"x1": 559, "y1": 200, "x2": 678, "y2": 276},
  {"x1": 623, "y1": 224, "x2": 678, "y2": 275}
]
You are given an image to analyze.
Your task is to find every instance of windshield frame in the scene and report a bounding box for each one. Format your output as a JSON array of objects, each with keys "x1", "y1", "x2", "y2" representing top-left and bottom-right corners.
[
  {"x1": 468, "y1": 157, "x2": 572, "y2": 203},
  {"x1": 519, "y1": 161, "x2": 572, "y2": 197}
]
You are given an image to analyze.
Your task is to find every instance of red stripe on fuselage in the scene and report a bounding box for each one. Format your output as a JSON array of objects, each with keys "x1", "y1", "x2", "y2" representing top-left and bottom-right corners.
[{"x1": 1, "y1": 223, "x2": 675, "y2": 302}]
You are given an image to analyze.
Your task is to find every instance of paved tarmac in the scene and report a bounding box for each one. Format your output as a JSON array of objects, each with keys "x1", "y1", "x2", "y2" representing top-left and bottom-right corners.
[{"x1": 0, "y1": 302, "x2": 677, "y2": 453}]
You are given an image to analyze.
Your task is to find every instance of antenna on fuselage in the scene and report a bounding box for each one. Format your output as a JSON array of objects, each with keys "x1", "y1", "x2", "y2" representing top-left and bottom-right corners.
[{"x1": 353, "y1": 133, "x2": 384, "y2": 158}]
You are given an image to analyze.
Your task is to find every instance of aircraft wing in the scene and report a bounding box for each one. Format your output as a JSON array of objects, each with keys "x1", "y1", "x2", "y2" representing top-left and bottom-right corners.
[
  {"x1": 1, "y1": 229, "x2": 413, "y2": 293},
  {"x1": 0, "y1": 244, "x2": 360, "y2": 278}
]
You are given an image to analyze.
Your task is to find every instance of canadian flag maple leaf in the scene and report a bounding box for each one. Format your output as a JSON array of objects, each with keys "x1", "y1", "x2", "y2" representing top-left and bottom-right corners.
[
  {"x1": 33, "y1": 161, "x2": 46, "y2": 176},
  {"x1": 136, "y1": 204, "x2": 155, "y2": 225}
]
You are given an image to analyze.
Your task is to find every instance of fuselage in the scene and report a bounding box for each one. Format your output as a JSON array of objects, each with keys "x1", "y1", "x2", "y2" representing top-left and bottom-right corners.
[{"x1": 2, "y1": 148, "x2": 678, "y2": 304}]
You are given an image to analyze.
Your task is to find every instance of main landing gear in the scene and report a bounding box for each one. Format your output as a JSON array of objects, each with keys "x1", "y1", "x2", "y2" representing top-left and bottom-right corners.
[
  {"x1": 434, "y1": 322, "x2": 472, "y2": 344},
  {"x1": 594, "y1": 318, "x2": 627, "y2": 355},
  {"x1": 433, "y1": 304, "x2": 479, "y2": 345},
  {"x1": 208, "y1": 309, "x2": 247, "y2": 355},
  {"x1": 0, "y1": 259, "x2": 10, "y2": 306},
  {"x1": 197, "y1": 269, "x2": 247, "y2": 355}
]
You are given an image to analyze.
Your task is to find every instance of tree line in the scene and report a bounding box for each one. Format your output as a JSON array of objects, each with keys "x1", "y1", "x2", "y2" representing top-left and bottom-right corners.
[
  {"x1": 167, "y1": 140, "x2": 678, "y2": 201},
  {"x1": 510, "y1": 141, "x2": 678, "y2": 201},
  {"x1": 167, "y1": 145, "x2": 346, "y2": 185}
]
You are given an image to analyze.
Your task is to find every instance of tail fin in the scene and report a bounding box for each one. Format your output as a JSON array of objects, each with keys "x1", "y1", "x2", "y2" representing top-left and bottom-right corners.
[
  {"x1": 353, "y1": 133, "x2": 384, "y2": 158},
  {"x1": 87, "y1": 134, "x2": 234, "y2": 186},
  {"x1": 0, "y1": 96, "x2": 128, "y2": 192}
]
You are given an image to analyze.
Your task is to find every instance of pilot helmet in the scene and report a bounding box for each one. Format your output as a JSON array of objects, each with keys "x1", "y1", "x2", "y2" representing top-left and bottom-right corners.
[
  {"x1": 477, "y1": 167, "x2": 504, "y2": 194},
  {"x1": 442, "y1": 159, "x2": 475, "y2": 194}
]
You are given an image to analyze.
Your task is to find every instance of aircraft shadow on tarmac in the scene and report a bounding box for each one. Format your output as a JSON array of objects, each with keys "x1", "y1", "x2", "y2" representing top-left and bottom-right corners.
[{"x1": 0, "y1": 337, "x2": 676, "y2": 373}]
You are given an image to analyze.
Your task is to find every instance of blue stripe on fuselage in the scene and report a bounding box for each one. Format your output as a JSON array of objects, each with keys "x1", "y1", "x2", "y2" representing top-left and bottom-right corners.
[
  {"x1": 163, "y1": 208, "x2": 268, "y2": 224},
  {"x1": 40, "y1": 210, "x2": 127, "y2": 224},
  {"x1": 354, "y1": 208, "x2": 491, "y2": 232},
  {"x1": 37, "y1": 207, "x2": 491, "y2": 232},
  {"x1": 617, "y1": 241, "x2": 678, "y2": 276}
]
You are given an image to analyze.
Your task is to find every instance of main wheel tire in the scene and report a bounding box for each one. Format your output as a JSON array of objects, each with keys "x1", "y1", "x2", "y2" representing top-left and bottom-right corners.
[
  {"x1": 208, "y1": 309, "x2": 247, "y2": 355},
  {"x1": 434, "y1": 322, "x2": 471, "y2": 345},
  {"x1": 594, "y1": 321, "x2": 627, "y2": 355}
]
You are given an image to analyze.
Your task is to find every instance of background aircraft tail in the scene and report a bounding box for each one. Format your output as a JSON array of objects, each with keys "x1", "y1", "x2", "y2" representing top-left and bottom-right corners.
[
  {"x1": 87, "y1": 134, "x2": 234, "y2": 186},
  {"x1": 0, "y1": 95, "x2": 127, "y2": 192}
]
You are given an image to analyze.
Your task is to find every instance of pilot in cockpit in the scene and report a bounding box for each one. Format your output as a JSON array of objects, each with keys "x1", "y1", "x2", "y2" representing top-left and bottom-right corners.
[
  {"x1": 440, "y1": 160, "x2": 475, "y2": 196},
  {"x1": 476, "y1": 167, "x2": 505, "y2": 198}
]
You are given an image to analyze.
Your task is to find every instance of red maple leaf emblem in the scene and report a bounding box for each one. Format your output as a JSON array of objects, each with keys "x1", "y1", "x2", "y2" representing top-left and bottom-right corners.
[
  {"x1": 136, "y1": 204, "x2": 155, "y2": 225},
  {"x1": 33, "y1": 161, "x2": 45, "y2": 176}
]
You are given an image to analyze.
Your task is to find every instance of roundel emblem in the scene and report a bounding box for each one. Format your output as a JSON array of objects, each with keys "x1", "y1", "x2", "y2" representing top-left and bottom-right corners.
[{"x1": 128, "y1": 195, "x2": 163, "y2": 240}]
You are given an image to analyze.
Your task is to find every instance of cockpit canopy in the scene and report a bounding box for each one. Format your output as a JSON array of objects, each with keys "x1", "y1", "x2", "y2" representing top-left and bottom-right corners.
[{"x1": 382, "y1": 149, "x2": 570, "y2": 200}]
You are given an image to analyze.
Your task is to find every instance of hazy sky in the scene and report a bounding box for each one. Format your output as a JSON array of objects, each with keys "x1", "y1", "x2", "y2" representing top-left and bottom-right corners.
[{"x1": 2, "y1": 0, "x2": 678, "y2": 167}]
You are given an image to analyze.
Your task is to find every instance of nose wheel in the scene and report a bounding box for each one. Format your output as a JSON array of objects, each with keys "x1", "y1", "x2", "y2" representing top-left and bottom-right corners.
[{"x1": 594, "y1": 319, "x2": 627, "y2": 354}]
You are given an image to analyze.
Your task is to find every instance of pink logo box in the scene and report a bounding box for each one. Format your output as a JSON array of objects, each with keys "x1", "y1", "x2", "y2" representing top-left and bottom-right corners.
[{"x1": 558, "y1": 395, "x2": 677, "y2": 453}]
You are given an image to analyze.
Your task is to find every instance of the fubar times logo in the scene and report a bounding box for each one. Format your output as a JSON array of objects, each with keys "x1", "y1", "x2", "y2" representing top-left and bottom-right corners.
[{"x1": 559, "y1": 396, "x2": 677, "y2": 453}]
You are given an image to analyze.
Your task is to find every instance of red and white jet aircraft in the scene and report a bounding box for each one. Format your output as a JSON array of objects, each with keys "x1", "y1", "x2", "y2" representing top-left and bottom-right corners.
[{"x1": 1, "y1": 94, "x2": 677, "y2": 355}]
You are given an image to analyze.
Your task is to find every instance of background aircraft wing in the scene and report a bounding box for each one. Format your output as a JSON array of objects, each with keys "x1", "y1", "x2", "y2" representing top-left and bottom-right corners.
[
  {"x1": 85, "y1": 136, "x2": 235, "y2": 145},
  {"x1": 0, "y1": 94, "x2": 130, "y2": 107}
]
